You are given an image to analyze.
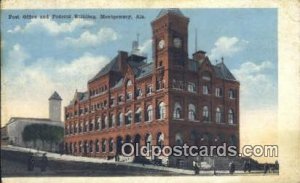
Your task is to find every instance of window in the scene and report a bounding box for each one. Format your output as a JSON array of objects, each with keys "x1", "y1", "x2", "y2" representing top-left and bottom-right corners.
[
  {"x1": 126, "y1": 92, "x2": 132, "y2": 100},
  {"x1": 228, "y1": 109, "x2": 234, "y2": 124},
  {"x1": 117, "y1": 113, "x2": 123, "y2": 126},
  {"x1": 79, "y1": 123, "x2": 82, "y2": 133},
  {"x1": 102, "y1": 139, "x2": 106, "y2": 152},
  {"x1": 146, "y1": 105, "x2": 153, "y2": 122},
  {"x1": 135, "y1": 107, "x2": 142, "y2": 123},
  {"x1": 101, "y1": 117, "x2": 105, "y2": 129},
  {"x1": 188, "y1": 104, "x2": 196, "y2": 121},
  {"x1": 95, "y1": 139, "x2": 100, "y2": 152},
  {"x1": 215, "y1": 88, "x2": 223, "y2": 97},
  {"x1": 118, "y1": 95, "x2": 124, "y2": 103},
  {"x1": 109, "y1": 114, "x2": 114, "y2": 128},
  {"x1": 158, "y1": 102, "x2": 166, "y2": 120},
  {"x1": 95, "y1": 118, "x2": 100, "y2": 130},
  {"x1": 109, "y1": 139, "x2": 114, "y2": 152},
  {"x1": 173, "y1": 102, "x2": 182, "y2": 119},
  {"x1": 105, "y1": 116, "x2": 108, "y2": 128},
  {"x1": 146, "y1": 85, "x2": 153, "y2": 95},
  {"x1": 89, "y1": 120, "x2": 94, "y2": 131},
  {"x1": 202, "y1": 72, "x2": 211, "y2": 81},
  {"x1": 157, "y1": 80, "x2": 164, "y2": 90},
  {"x1": 203, "y1": 106, "x2": 209, "y2": 121},
  {"x1": 203, "y1": 85, "x2": 209, "y2": 95},
  {"x1": 187, "y1": 82, "x2": 196, "y2": 92},
  {"x1": 84, "y1": 121, "x2": 88, "y2": 132},
  {"x1": 125, "y1": 110, "x2": 132, "y2": 125},
  {"x1": 216, "y1": 107, "x2": 222, "y2": 123},
  {"x1": 136, "y1": 88, "x2": 142, "y2": 97},
  {"x1": 126, "y1": 80, "x2": 132, "y2": 87},
  {"x1": 229, "y1": 89, "x2": 236, "y2": 99},
  {"x1": 74, "y1": 124, "x2": 78, "y2": 133}
]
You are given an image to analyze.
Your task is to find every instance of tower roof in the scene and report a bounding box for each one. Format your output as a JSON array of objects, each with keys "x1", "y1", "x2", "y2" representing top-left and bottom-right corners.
[
  {"x1": 49, "y1": 91, "x2": 62, "y2": 101},
  {"x1": 156, "y1": 8, "x2": 184, "y2": 19}
]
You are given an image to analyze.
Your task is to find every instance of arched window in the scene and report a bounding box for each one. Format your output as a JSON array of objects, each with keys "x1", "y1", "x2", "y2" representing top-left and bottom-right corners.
[
  {"x1": 95, "y1": 118, "x2": 100, "y2": 130},
  {"x1": 145, "y1": 134, "x2": 152, "y2": 152},
  {"x1": 158, "y1": 102, "x2": 166, "y2": 120},
  {"x1": 175, "y1": 133, "x2": 184, "y2": 146},
  {"x1": 135, "y1": 107, "x2": 142, "y2": 123},
  {"x1": 95, "y1": 139, "x2": 100, "y2": 152},
  {"x1": 84, "y1": 121, "x2": 88, "y2": 132},
  {"x1": 79, "y1": 122, "x2": 82, "y2": 133},
  {"x1": 117, "y1": 113, "x2": 123, "y2": 126},
  {"x1": 203, "y1": 106, "x2": 209, "y2": 121},
  {"x1": 89, "y1": 120, "x2": 94, "y2": 131},
  {"x1": 188, "y1": 104, "x2": 196, "y2": 121},
  {"x1": 216, "y1": 107, "x2": 222, "y2": 123},
  {"x1": 69, "y1": 143, "x2": 73, "y2": 153},
  {"x1": 157, "y1": 132, "x2": 164, "y2": 147},
  {"x1": 78, "y1": 141, "x2": 82, "y2": 153},
  {"x1": 126, "y1": 80, "x2": 132, "y2": 87},
  {"x1": 104, "y1": 116, "x2": 108, "y2": 128},
  {"x1": 173, "y1": 102, "x2": 182, "y2": 119},
  {"x1": 102, "y1": 139, "x2": 107, "y2": 152},
  {"x1": 109, "y1": 114, "x2": 114, "y2": 128},
  {"x1": 228, "y1": 109, "x2": 234, "y2": 124},
  {"x1": 146, "y1": 105, "x2": 153, "y2": 122},
  {"x1": 89, "y1": 140, "x2": 93, "y2": 153},
  {"x1": 109, "y1": 138, "x2": 114, "y2": 152},
  {"x1": 125, "y1": 110, "x2": 132, "y2": 125},
  {"x1": 74, "y1": 124, "x2": 77, "y2": 133}
]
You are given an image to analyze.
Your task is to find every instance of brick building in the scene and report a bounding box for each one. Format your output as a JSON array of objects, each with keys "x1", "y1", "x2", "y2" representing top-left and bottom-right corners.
[{"x1": 64, "y1": 9, "x2": 240, "y2": 164}]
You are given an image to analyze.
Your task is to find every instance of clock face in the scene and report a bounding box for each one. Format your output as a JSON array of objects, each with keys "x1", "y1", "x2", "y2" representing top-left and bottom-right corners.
[
  {"x1": 158, "y1": 39, "x2": 165, "y2": 49},
  {"x1": 173, "y1": 38, "x2": 182, "y2": 48}
]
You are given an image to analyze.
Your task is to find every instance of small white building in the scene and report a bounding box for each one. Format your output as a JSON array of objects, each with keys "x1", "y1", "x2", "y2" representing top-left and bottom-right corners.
[{"x1": 5, "y1": 91, "x2": 64, "y2": 152}]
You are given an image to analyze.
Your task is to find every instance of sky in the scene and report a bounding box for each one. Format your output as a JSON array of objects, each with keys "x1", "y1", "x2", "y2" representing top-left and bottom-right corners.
[{"x1": 1, "y1": 9, "x2": 277, "y2": 162}]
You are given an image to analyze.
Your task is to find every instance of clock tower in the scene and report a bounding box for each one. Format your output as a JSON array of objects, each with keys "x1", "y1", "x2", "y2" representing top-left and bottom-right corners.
[
  {"x1": 151, "y1": 9, "x2": 189, "y2": 90},
  {"x1": 151, "y1": 9, "x2": 189, "y2": 68}
]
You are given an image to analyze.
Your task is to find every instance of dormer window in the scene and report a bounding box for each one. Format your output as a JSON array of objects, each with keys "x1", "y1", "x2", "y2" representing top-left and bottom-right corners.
[
  {"x1": 126, "y1": 80, "x2": 132, "y2": 87},
  {"x1": 146, "y1": 85, "x2": 153, "y2": 95},
  {"x1": 187, "y1": 82, "x2": 196, "y2": 92}
]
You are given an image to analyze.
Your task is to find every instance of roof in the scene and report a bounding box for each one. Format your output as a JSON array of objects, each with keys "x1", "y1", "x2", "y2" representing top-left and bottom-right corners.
[
  {"x1": 49, "y1": 91, "x2": 62, "y2": 100},
  {"x1": 6, "y1": 117, "x2": 63, "y2": 126},
  {"x1": 136, "y1": 62, "x2": 154, "y2": 79},
  {"x1": 89, "y1": 56, "x2": 119, "y2": 83},
  {"x1": 156, "y1": 8, "x2": 184, "y2": 19},
  {"x1": 213, "y1": 62, "x2": 237, "y2": 81}
]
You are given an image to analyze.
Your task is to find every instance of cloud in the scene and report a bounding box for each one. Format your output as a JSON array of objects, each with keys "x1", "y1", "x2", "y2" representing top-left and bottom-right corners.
[
  {"x1": 232, "y1": 60, "x2": 276, "y2": 110},
  {"x1": 7, "y1": 19, "x2": 94, "y2": 35},
  {"x1": 139, "y1": 39, "x2": 152, "y2": 54},
  {"x1": 2, "y1": 44, "x2": 110, "y2": 125},
  {"x1": 61, "y1": 27, "x2": 119, "y2": 48},
  {"x1": 208, "y1": 36, "x2": 248, "y2": 61}
]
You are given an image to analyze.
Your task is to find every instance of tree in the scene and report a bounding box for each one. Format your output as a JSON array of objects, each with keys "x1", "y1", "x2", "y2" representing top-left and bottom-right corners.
[{"x1": 22, "y1": 123, "x2": 64, "y2": 151}]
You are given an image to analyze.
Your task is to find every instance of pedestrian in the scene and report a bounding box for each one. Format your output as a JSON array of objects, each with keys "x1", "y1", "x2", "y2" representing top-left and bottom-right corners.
[
  {"x1": 40, "y1": 153, "x2": 48, "y2": 172},
  {"x1": 248, "y1": 160, "x2": 252, "y2": 173},
  {"x1": 193, "y1": 161, "x2": 199, "y2": 175},
  {"x1": 27, "y1": 154, "x2": 35, "y2": 171},
  {"x1": 243, "y1": 160, "x2": 248, "y2": 172},
  {"x1": 229, "y1": 161, "x2": 235, "y2": 175},
  {"x1": 264, "y1": 163, "x2": 269, "y2": 174}
]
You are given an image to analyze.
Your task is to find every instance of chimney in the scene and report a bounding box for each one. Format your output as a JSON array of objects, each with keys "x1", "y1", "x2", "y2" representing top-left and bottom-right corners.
[{"x1": 193, "y1": 50, "x2": 206, "y2": 61}]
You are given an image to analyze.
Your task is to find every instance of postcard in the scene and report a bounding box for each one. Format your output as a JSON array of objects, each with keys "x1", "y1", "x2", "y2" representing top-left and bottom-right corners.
[{"x1": 1, "y1": 1, "x2": 299, "y2": 183}]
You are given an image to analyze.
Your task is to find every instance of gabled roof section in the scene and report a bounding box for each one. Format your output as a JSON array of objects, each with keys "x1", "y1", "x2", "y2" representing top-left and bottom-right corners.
[
  {"x1": 69, "y1": 91, "x2": 89, "y2": 106},
  {"x1": 136, "y1": 62, "x2": 154, "y2": 79},
  {"x1": 127, "y1": 56, "x2": 147, "y2": 76},
  {"x1": 88, "y1": 56, "x2": 119, "y2": 83},
  {"x1": 156, "y1": 8, "x2": 184, "y2": 19},
  {"x1": 49, "y1": 91, "x2": 62, "y2": 101},
  {"x1": 213, "y1": 62, "x2": 237, "y2": 81}
]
